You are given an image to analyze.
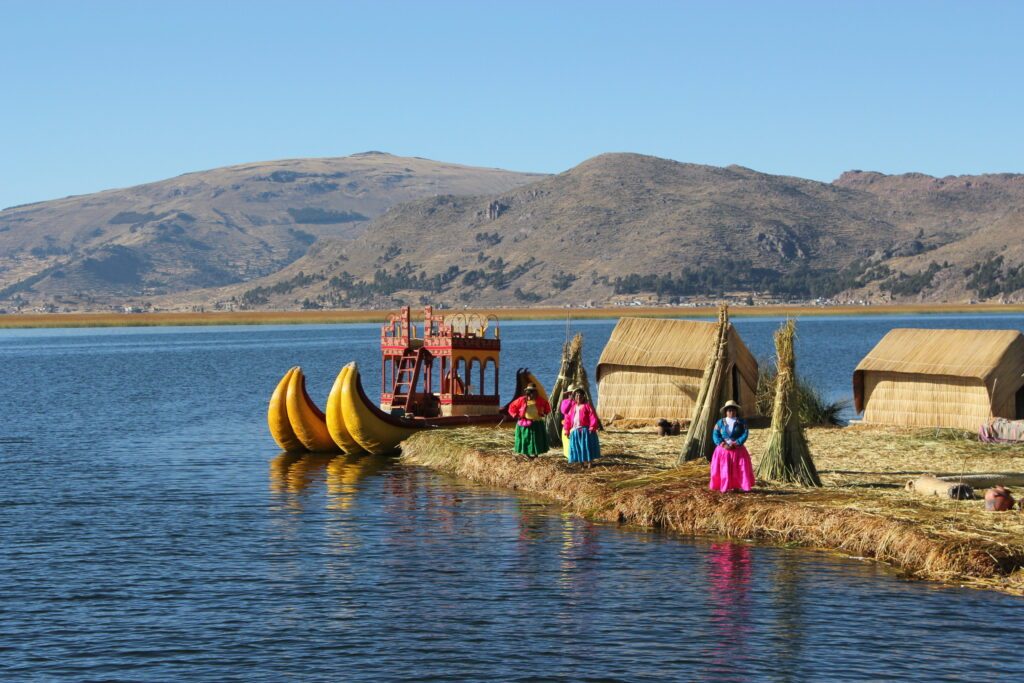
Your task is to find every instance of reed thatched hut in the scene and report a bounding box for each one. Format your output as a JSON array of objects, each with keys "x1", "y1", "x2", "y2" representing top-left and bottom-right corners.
[
  {"x1": 853, "y1": 328, "x2": 1024, "y2": 431},
  {"x1": 596, "y1": 317, "x2": 759, "y2": 422}
]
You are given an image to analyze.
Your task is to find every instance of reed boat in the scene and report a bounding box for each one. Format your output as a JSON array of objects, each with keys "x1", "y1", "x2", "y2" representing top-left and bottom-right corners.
[{"x1": 268, "y1": 305, "x2": 546, "y2": 455}]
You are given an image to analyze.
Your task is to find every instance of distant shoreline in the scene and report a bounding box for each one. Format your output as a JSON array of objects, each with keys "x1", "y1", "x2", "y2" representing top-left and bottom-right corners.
[{"x1": 3, "y1": 303, "x2": 1024, "y2": 329}]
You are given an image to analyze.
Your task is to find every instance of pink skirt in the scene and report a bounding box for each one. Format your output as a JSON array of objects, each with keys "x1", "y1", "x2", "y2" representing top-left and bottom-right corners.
[{"x1": 709, "y1": 445, "x2": 755, "y2": 492}]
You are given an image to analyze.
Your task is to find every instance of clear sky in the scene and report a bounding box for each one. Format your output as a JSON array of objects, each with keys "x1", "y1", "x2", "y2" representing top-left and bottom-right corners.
[{"x1": 2, "y1": 0, "x2": 1022, "y2": 209}]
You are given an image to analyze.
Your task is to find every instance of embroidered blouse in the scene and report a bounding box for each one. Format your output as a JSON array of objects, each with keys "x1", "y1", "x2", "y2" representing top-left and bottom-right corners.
[
  {"x1": 712, "y1": 417, "x2": 748, "y2": 446},
  {"x1": 563, "y1": 403, "x2": 599, "y2": 434},
  {"x1": 507, "y1": 395, "x2": 551, "y2": 422}
]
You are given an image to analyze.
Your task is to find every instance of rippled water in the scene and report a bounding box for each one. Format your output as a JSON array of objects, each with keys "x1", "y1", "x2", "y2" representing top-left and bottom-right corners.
[{"x1": 2, "y1": 316, "x2": 1023, "y2": 680}]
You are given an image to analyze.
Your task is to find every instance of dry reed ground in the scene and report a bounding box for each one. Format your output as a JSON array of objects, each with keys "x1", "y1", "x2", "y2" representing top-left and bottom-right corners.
[{"x1": 400, "y1": 424, "x2": 1024, "y2": 595}]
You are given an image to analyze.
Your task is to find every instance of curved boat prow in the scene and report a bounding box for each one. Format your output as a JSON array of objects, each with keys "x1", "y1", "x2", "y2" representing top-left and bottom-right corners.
[
  {"x1": 502, "y1": 368, "x2": 548, "y2": 414},
  {"x1": 285, "y1": 367, "x2": 340, "y2": 453},
  {"x1": 339, "y1": 362, "x2": 420, "y2": 455},
  {"x1": 326, "y1": 364, "x2": 366, "y2": 455},
  {"x1": 268, "y1": 367, "x2": 306, "y2": 452}
]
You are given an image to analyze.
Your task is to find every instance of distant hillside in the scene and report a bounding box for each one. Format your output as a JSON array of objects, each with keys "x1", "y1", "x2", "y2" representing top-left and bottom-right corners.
[
  {"x1": 832, "y1": 170, "x2": 1024, "y2": 301},
  {"x1": 7, "y1": 152, "x2": 1024, "y2": 311},
  {"x1": 0, "y1": 152, "x2": 542, "y2": 307},
  {"x1": 200, "y1": 153, "x2": 1024, "y2": 309}
]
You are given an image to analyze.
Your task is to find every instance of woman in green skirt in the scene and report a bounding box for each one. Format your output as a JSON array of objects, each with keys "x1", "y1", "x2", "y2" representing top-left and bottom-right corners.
[{"x1": 507, "y1": 384, "x2": 551, "y2": 458}]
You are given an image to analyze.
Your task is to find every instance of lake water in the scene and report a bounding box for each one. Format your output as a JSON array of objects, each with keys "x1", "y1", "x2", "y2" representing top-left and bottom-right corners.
[{"x1": 2, "y1": 314, "x2": 1024, "y2": 680}]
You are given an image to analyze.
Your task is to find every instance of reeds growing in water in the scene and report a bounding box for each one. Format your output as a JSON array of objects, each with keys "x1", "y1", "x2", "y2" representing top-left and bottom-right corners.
[{"x1": 754, "y1": 367, "x2": 850, "y2": 426}]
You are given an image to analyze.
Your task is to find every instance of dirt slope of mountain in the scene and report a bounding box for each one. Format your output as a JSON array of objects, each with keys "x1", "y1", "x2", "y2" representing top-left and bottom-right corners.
[
  {"x1": 833, "y1": 171, "x2": 1024, "y2": 302},
  {"x1": 0, "y1": 152, "x2": 542, "y2": 306},
  {"x1": 207, "y1": 155, "x2": 1024, "y2": 310},
  {"x1": 10, "y1": 153, "x2": 1024, "y2": 311},
  {"x1": 206, "y1": 153, "x2": 916, "y2": 309}
]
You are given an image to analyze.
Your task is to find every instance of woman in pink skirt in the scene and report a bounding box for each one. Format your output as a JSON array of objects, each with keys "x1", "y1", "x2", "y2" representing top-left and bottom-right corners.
[{"x1": 709, "y1": 400, "x2": 755, "y2": 492}]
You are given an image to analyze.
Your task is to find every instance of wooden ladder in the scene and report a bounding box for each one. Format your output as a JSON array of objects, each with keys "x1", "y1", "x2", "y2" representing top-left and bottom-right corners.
[{"x1": 391, "y1": 347, "x2": 427, "y2": 411}]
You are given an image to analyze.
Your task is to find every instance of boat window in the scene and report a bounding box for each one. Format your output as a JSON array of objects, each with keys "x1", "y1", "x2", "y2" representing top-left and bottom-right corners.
[
  {"x1": 456, "y1": 358, "x2": 467, "y2": 394},
  {"x1": 428, "y1": 358, "x2": 439, "y2": 394},
  {"x1": 468, "y1": 359, "x2": 480, "y2": 395},
  {"x1": 481, "y1": 360, "x2": 492, "y2": 397}
]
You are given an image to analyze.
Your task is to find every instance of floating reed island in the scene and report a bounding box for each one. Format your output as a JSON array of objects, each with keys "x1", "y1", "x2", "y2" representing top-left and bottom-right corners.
[
  {"x1": 403, "y1": 309, "x2": 1024, "y2": 595},
  {"x1": 401, "y1": 424, "x2": 1024, "y2": 594}
]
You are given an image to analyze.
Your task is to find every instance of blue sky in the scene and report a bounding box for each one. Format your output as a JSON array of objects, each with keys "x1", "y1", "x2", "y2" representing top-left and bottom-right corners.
[{"x1": 1, "y1": 0, "x2": 1022, "y2": 209}]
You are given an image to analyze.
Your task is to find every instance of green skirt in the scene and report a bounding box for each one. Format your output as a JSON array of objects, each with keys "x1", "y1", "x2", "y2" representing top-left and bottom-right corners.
[{"x1": 514, "y1": 420, "x2": 549, "y2": 456}]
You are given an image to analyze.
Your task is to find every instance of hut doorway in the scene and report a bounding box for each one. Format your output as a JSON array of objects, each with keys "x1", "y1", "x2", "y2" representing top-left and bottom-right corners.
[
  {"x1": 1015, "y1": 385, "x2": 1024, "y2": 419},
  {"x1": 731, "y1": 364, "x2": 740, "y2": 404}
]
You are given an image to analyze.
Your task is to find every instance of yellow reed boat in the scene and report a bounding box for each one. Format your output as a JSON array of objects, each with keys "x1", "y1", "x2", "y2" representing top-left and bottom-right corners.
[{"x1": 268, "y1": 306, "x2": 546, "y2": 455}]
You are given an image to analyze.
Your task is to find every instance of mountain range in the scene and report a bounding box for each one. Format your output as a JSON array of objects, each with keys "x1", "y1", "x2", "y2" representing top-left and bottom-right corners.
[
  {"x1": 0, "y1": 152, "x2": 541, "y2": 307},
  {"x1": 2, "y1": 151, "x2": 1023, "y2": 311}
]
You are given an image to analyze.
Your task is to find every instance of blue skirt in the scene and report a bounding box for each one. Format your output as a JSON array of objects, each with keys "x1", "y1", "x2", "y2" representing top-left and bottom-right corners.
[{"x1": 567, "y1": 427, "x2": 600, "y2": 463}]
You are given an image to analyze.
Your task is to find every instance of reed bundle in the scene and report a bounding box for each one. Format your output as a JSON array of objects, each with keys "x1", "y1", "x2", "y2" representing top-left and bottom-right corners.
[
  {"x1": 755, "y1": 320, "x2": 822, "y2": 486},
  {"x1": 678, "y1": 305, "x2": 729, "y2": 463},
  {"x1": 545, "y1": 333, "x2": 598, "y2": 441}
]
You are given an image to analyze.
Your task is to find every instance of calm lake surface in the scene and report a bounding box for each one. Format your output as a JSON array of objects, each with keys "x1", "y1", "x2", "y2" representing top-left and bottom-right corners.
[{"x1": 2, "y1": 314, "x2": 1024, "y2": 681}]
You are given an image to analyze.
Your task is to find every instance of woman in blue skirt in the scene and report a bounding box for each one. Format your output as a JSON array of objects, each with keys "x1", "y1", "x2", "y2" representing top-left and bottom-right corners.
[{"x1": 563, "y1": 389, "x2": 600, "y2": 467}]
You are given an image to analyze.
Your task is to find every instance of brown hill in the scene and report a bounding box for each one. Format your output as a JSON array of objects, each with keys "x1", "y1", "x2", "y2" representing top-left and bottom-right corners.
[
  {"x1": 9, "y1": 153, "x2": 1024, "y2": 311},
  {"x1": 0, "y1": 152, "x2": 542, "y2": 307},
  {"x1": 832, "y1": 170, "x2": 1024, "y2": 302},
  {"x1": 211, "y1": 153, "x2": 1016, "y2": 309}
]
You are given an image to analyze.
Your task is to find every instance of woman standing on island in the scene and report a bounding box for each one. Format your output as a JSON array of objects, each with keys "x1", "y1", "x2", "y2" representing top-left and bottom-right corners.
[
  {"x1": 559, "y1": 384, "x2": 578, "y2": 458},
  {"x1": 564, "y1": 388, "x2": 600, "y2": 467},
  {"x1": 709, "y1": 400, "x2": 755, "y2": 492},
  {"x1": 507, "y1": 384, "x2": 550, "y2": 458}
]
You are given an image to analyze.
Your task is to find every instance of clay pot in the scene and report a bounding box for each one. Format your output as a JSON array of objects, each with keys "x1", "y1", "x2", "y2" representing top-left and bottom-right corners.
[{"x1": 984, "y1": 486, "x2": 1015, "y2": 512}]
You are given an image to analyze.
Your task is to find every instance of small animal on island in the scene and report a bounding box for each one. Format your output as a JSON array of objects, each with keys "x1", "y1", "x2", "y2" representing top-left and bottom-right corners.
[{"x1": 657, "y1": 419, "x2": 672, "y2": 436}]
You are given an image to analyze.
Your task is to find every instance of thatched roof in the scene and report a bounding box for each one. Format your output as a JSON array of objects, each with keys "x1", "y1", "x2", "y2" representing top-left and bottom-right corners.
[
  {"x1": 853, "y1": 328, "x2": 1024, "y2": 413},
  {"x1": 597, "y1": 317, "x2": 758, "y2": 387}
]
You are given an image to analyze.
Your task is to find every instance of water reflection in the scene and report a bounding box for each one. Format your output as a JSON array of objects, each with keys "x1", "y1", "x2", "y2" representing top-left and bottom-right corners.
[
  {"x1": 703, "y1": 542, "x2": 754, "y2": 682},
  {"x1": 774, "y1": 552, "x2": 806, "y2": 683},
  {"x1": 268, "y1": 451, "x2": 302, "y2": 491},
  {"x1": 326, "y1": 453, "x2": 390, "y2": 511},
  {"x1": 559, "y1": 515, "x2": 600, "y2": 587},
  {"x1": 268, "y1": 451, "x2": 334, "y2": 498}
]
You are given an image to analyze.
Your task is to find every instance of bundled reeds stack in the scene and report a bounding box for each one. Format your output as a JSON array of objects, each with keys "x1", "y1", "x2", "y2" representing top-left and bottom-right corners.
[
  {"x1": 756, "y1": 320, "x2": 822, "y2": 487},
  {"x1": 545, "y1": 333, "x2": 598, "y2": 442},
  {"x1": 678, "y1": 305, "x2": 730, "y2": 463}
]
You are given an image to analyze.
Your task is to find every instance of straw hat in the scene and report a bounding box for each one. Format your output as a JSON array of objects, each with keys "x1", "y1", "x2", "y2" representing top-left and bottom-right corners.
[
  {"x1": 720, "y1": 400, "x2": 742, "y2": 414},
  {"x1": 564, "y1": 383, "x2": 578, "y2": 393}
]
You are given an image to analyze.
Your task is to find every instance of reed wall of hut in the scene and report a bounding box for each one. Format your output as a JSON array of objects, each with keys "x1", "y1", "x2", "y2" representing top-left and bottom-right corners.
[
  {"x1": 853, "y1": 328, "x2": 1024, "y2": 431},
  {"x1": 596, "y1": 318, "x2": 759, "y2": 422}
]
